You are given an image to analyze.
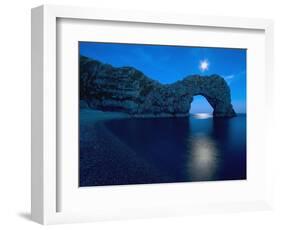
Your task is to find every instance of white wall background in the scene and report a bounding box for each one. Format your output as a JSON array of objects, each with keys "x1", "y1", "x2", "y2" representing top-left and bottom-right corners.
[{"x1": 0, "y1": 0, "x2": 280, "y2": 229}]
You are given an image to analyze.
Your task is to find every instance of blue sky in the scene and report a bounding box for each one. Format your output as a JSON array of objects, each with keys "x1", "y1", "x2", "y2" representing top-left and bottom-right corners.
[{"x1": 80, "y1": 42, "x2": 246, "y2": 113}]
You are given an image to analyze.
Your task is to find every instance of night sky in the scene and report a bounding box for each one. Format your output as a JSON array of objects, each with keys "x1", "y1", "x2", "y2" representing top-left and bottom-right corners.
[{"x1": 80, "y1": 42, "x2": 246, "y2": 113}]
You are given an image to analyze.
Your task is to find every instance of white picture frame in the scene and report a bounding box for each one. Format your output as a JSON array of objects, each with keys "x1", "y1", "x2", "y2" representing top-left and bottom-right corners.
[{"x1": 31, "y1": 4, "x2": 274, "y2": 225}]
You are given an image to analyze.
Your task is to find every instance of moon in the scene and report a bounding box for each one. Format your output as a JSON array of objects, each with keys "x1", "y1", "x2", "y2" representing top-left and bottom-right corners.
[{"x1": 199, "y1": 60, "x2": 209, "y2": 72}]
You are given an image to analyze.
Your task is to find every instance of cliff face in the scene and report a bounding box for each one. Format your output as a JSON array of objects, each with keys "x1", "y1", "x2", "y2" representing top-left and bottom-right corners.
[{"x1": 80, "y1": 55, "x2": 236, "y2": 117}]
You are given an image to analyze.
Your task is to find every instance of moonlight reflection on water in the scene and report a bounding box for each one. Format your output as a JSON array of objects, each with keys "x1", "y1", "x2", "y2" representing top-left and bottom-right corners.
[
  {"x1": 192, "y1": 113, "x2": 213, "y2": 119},
  {"x1": 187, "y1": 133, "x2": 220, "y2": 181}
]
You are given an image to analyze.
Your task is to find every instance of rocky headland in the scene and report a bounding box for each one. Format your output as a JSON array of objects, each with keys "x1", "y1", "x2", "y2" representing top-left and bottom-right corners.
[{"x1": 79, "y1": 55, "x2": 236, "y2": 117}]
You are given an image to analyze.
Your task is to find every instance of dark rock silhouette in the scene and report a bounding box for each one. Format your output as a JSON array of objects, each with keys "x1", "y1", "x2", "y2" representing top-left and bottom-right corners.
[{"x1": 80, "y1": 55, "x2": 236, "y2": 117}]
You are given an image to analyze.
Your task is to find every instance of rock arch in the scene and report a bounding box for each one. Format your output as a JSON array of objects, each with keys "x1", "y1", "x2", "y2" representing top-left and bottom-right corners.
[
  {"x1": 181, "y1": 75, "x2": 236, "y2": 117},
  {"x1": 80, "y1": 56, "x2": 236, "y2": 118}
]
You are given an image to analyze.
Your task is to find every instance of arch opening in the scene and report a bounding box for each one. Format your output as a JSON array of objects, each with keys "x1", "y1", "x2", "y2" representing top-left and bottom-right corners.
[{"x1": 190, "y1": 95, "x2": 214, "y2": 115}]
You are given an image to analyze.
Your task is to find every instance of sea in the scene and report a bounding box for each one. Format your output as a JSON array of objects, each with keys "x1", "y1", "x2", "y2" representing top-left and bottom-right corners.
[{"x1": 79, "y1": 110, "x2": 246, "y2": 187}]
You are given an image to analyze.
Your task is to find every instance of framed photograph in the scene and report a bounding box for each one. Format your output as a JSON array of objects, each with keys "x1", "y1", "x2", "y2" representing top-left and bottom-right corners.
[{"x1": 31, "y1": 5, "x2": 274, "y2": 225}]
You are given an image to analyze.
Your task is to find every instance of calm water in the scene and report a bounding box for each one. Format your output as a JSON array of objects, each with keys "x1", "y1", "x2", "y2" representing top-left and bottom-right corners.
[{"x1": 79, "y1": 112, "x2": 246, "y2": 187}]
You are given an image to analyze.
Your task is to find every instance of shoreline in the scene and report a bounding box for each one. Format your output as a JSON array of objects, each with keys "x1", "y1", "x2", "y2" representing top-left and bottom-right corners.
[
  {"x1": 80, "y1": 109, "x2": 246, "y2": 123},
  {"x1": 80, "y1": 109, "x2": 130, "y2": 124}
]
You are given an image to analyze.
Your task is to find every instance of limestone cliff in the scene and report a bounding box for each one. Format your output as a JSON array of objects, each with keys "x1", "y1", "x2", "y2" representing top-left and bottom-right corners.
[{"x1": 80, "y1": 55, "x2": 236, "y2": 117}]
